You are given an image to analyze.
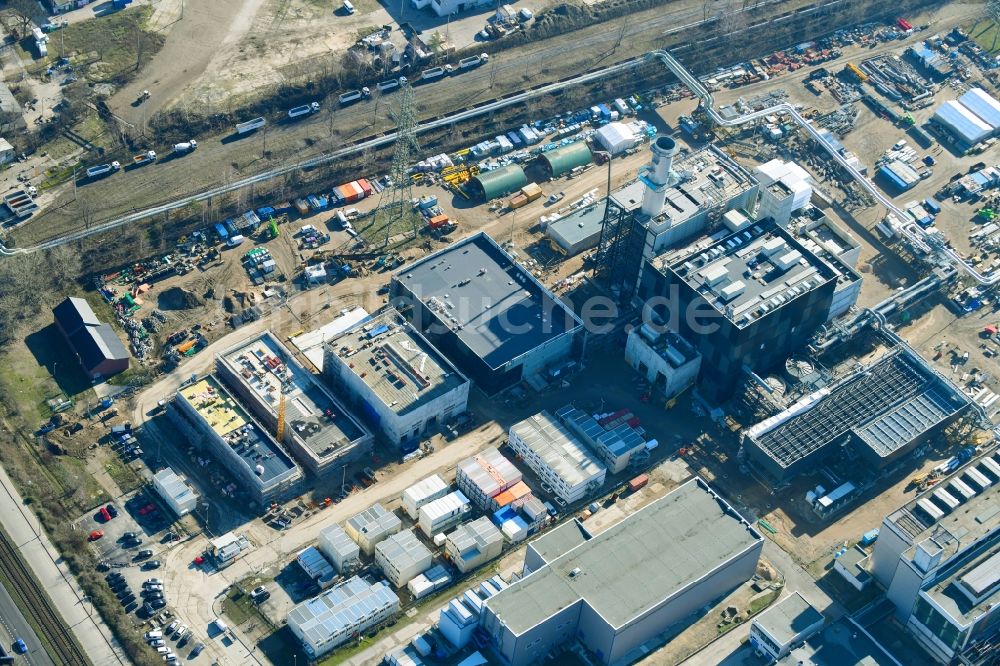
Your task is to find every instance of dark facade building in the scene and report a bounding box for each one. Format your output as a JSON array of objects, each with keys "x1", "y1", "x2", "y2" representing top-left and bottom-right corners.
[
  {"x1": 390, "y1": 233, "x2": 584, "y2": 394},
  {"x1": 636, "y1": 221, "x2": 838, "y2": 402},
  {"x1": 52, "y1": 297, "x2": 129, "y2": 380}
]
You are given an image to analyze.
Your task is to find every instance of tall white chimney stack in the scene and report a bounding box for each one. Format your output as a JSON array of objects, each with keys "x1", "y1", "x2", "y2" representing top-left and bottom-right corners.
[{"x1": 640, "y1": 135, "x2": 678, "y2": 218}]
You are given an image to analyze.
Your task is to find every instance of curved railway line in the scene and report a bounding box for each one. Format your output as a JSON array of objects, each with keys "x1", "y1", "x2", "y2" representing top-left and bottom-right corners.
[{"x1": 0, "y1": 529, "x2": 89, "y2": 666}]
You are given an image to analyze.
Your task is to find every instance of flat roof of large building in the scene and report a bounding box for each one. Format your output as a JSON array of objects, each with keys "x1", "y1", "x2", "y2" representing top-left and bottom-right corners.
[
  {"x1": 653, "y1": 222, "x2": 837, "y2": 330},
  {"x1": 219, "y1": 331, "x2": 369, "y2": 464},
  {"x1": 754, "y1": 591, "x2": 824, "y2": 647},
  {"x1": 745, "y1": 348, "x2": 970, "y2": 472},
  {"x1": 886, "y1": 448, "x2": 1000, "y2": 622},
  {"x1": 484, "y1": 477, "x2": 762, "y2": 634},
  {"x1": 527, "y1": 520, "x2": 591, "y2": 566},
  {"x1": 778, "y1": 618, "x2": 898, "y2": 665},
  {"x1": 177, "y1": 376, "x2": 298, "y2": 485},
  {"x1": 393, "y1": 232, "x2": 582, "y2": 370},
  {"x1": 509, "y1": 411, "x2": 606, "y2": 489},
  {"x1": 327, "y1": 307, "x2": 466, "y2": 415}
]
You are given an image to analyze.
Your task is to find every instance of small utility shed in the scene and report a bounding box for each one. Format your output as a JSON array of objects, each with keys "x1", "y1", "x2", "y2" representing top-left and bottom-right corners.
[
  {"x1": 749, "y1": 591, "x2": 824, "y2": 661},
  {"x1": 469, "y1": 165, "x2": 527, "y2": 201},
  {"x1": 537, "y1": 141, "x2": 592, "y2": 179}
]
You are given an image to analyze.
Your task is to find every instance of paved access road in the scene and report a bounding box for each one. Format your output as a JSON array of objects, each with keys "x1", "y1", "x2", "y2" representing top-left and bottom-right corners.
[{"x1": 0, "y1": 579, "x2": 54, "y2": 666}]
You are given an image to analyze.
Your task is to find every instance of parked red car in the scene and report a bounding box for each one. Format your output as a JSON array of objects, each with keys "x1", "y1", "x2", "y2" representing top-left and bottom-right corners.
[
  {"x1": 88, "y1": 530, "x2": 104, "y2": 541},
  {"x1": 99, "y1": 506, "x2": 112, "y2": 522}
]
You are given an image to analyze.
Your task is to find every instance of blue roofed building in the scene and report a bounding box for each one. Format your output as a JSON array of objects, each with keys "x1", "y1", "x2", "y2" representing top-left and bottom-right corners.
[{"x1": 287, "y1": 576, "x2": 400, "y2": 659}]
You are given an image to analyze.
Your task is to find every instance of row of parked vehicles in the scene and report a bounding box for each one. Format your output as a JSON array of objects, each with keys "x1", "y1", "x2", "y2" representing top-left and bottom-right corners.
[{"x1": 81, "y1": 52, "x2": 490, "y2": 181}]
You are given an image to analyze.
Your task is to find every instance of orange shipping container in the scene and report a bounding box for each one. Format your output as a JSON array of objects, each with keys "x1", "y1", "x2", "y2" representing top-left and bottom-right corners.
[
  {"x1": 428, "y1": 214, "x2": 450, "y2": 229},
  {"x1": 509, "y1": 194, "x2": 528, "y2": 209}
]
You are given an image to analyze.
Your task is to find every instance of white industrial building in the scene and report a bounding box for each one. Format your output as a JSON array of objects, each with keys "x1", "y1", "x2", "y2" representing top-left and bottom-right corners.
[
  {"x1": 479, "y1": 478, "x2": 764, "y2": 666},
  {"x1": 749, "y1": 592, "x2": 825, "y2": 661},
  {"x1": 345, "y1": 503, "x2": 402, "y2": 555},
  {"x1": 151, "y1": 468, "x2": 199, "y2": 516},
  {"x1": 593, "y1": 122, "x2": 639, "y2": 156},
  {"x1": 446, "y1": 517, "x2": 505, "y2": 574},
  {"x1": 402, "y1": 474, "x2": 450, "y2": 520},
  {"x1": 959, "y1": 87, "x2": 1000, "y2": 130},
  {"x1": 754, "y1": 159, "x2": 813, "y2": 228},
  {"x1": 374, "y1": 529, "x2": 434, "y2": 588},
  {"x1": 507, "y1": 412, "x2": 606, "y2": 505},
  {"x1": 323, "y1": 307, "x2": 470, "y2": 449},
  {"x1": 456, "y1": 447, "x2": 523, "y2": 511},
  {"x1": 439, "y1": 576, "x2": 510, "y2": 648},
  {"x1": 318, "y1": 523, "x2": 359, "y2": 573},
  {"x1": 287, "y1": 576, "x2": 400, "y2": 659},
  {"x1": 418, "y1": 491, "x2": 472, "y2": 538},
  {"x1": 933, "y1": 99, "x2": 995, "y2": 146}
]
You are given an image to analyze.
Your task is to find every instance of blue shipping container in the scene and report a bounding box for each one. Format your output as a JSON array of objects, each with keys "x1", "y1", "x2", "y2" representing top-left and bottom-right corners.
[{"x1": 215, "y1": 223, "x2": 229, "y2": 239}]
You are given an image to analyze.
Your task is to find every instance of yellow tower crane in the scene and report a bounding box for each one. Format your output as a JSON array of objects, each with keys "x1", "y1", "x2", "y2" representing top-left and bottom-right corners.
[{"x1": 276, "y1": 392, "x2": 286, "y2": 441}]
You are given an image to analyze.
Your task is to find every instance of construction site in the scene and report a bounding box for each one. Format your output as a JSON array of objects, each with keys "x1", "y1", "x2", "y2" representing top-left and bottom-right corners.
[{"x1": 5, "y1": 0, "x2": 1000, "y2": 665}]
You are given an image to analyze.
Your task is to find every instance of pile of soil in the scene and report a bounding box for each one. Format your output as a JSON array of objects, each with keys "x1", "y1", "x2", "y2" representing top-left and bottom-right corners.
[{"x1": 158, "y1": 286, "x2": 205, "y2": 310}]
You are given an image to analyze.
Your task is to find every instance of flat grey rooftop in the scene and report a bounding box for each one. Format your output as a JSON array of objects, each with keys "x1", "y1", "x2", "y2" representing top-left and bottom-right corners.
[
  {"x1": 485, "y1": 478, "x2": 761, "y2": 634},
  {"x1": 327, "y1": 308, "x2": 467, "y2": 414},
  {"x1": 779, "y1": 618, "x2": 898, "y2": 665},
  {"x1": 509, "y1": 411, "x2": 606, "y2": 488},
  {"x1": 546, "y1": 205, "x2": 605, "y2": 247},
  {"x1": 220, "y1": 332, "x2": 369, "y2": 461},
  {"x1": 655, "y1": 222, "x2": 836, "y2": 329},
  {"x1": 527, "y1": 520, "x2": 590, "y2": 565},
  {"x1": 754, "y1": 591, "x2": 824, "y2": 646},
  {"x1": 394, "y1": 232, "x2": 581, "y2": 370}
]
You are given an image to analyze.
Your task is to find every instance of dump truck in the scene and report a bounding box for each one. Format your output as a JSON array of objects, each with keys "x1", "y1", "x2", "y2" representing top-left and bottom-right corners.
[
  {"x1": 85, "y1": 162, "x2": 121, "y2": 179},
  {"x1": 458, "y1": 53, "x2": 489, "y2": 70},
  {"x1": 420, "y1": 66, "x2": 452, "y2": 82},
  {"x1": 338, "y1": 88, "x2": 370, "y2": 105},
  {"x1": 236, "y1": 117, "x2": 266, "y2": 134},
  {"x1": 287, "y1": 102, "x2": 320, "y2": 119},
  {"x1": 132, "y1": 150, "x2": 156, "y2": 166},
  {"x1": 172, "y1": 140, "x2": 198, "y2": 154}
]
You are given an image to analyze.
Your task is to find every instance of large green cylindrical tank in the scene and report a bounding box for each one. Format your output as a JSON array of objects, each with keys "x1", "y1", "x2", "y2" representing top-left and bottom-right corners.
[
  {"x1": 539, "y1": 141, "x2": 593, "y2": 178},
  {"x1": 469, "y1": 165, "x2": 528, "y2": 201}
]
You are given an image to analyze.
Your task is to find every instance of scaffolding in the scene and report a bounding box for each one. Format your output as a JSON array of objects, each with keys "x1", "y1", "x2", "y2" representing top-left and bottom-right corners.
[{"x1": 593, "y1": 197, "x2": 645, "y2": 303}]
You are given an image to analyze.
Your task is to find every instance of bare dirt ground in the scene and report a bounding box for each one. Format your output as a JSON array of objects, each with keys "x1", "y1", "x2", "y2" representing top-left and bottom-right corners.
[{"x1": 110, "y1": 0, "x2": 266, "y2": 123}]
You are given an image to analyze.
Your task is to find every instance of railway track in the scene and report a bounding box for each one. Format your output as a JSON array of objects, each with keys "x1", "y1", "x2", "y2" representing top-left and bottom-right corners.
[{"x1": 0, "y1": 529, "x2": 89, "y2": 666}]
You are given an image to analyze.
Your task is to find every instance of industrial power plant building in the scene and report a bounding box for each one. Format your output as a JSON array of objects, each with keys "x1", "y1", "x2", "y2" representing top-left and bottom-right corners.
[
  {"x1": 742, "y1": 347, "x2": 970, "y2": 483},
  {"x1": 507, "y1": 411, "x2": 606, "y2": 505},
  {"x1": 216, "y1": 331, "x2": 372, "y2": 475},
  {"x1": 287, "y1": 576, "x2": 400, "y2": 659},
  {"x1": 323, "y1": 307, "x2": 470, "y2": 448},
  {"x1": 868, "y1": 449, "x2": 1000, "y2": 664},
  {"x1": 170, "y1": 376, "x2": 303, "y2": 505},
  {"x1": 479, "y1": 478, "x2": 763, "y2": 666},
  {"x1": 390, "y1": 232, "x2": 585, "y2": 393},
  {"x1": 595, "y1": 139, "x2": 759, "y2": 300},
  {"x1": 638, "y1": 220, "x2": 844, "y2": 402}
]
